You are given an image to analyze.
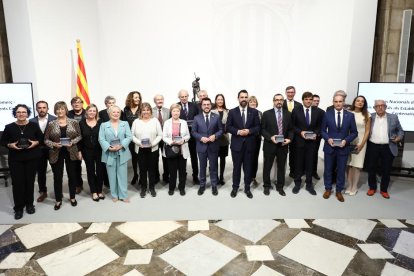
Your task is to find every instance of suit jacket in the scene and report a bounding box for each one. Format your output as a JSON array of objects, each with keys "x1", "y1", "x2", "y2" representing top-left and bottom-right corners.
[
  {"x1": 370, "y1": 112, "x2": 404, "y2": 156},
  {"x1": 261, "y1": 108, "x2": 294, "y2": 152},
  {"x1": 226, "y1": 106, "x2": 260, "y2": 152},
  {"x1": 291, "y1": 106, "x2": 324, "y2": 147},
  {"x1": 98, "y1": 120, "x2": 132, "y2": 166},
  {"x1": 321, "y1": 109, "x2": 358, "y2": 155},
  {"x1": 44, "y1": 118, "x2": 82, "y2": 164},
  {"x1": 283, "y1": 100, "x2": 302, "y2": 112},
  {"x1": 211, "y1": 108, "x2": 230, "y2": 146},
  {"x1": 191, "y1": 112, "x2": 223, "y2": 153},
  {"x1": 162, "y1": 118, "x2": 191, "y2": 159},
  {"x1": 178, "y1": 101, "x2": 199, "y2": 123},
  {"x1": 152, "y1": 106, "x2": 170, "y2": 127}
]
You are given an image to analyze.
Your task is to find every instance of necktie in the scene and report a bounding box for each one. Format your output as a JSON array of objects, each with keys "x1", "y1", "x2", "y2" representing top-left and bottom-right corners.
[
  {"x1": 305, "y1": 108, "x2": 310, "y2": 127},
  {"x1": 183, "y1": 104, "x2": 188, "y2": 117},
  {"x1": 158, "y1": 109, "x2": 163, "y2": 127},
  {"x1": 277, "y1": 110, "x2": 283, "y2": 134},
  {"x1": 205, "y1": 114, "x2": 209, "y2": 128},
  {"x1": 241, "y1": 108, "x2": 246, "y2": 127},
  {"x1": 337, "y1": 111, "x2": 341, "y2": 129},
  {"x1": 288, "y1": 101, "x2": 293, "y2": 112}
]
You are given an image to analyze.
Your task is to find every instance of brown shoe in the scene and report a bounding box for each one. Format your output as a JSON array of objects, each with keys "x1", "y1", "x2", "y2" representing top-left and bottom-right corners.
[
  {"x1": 323, "y1": 190, "x2": 331, "y2": 199},
  {"x1": 75, "y1": 186, "x2": 82, "y2": 194},
  {"x1": 37, "y1": 192, "x2": 48, "y2": 202},
  {"x1": 336, "y1": 192, "x2": 345, "y2": 202}
]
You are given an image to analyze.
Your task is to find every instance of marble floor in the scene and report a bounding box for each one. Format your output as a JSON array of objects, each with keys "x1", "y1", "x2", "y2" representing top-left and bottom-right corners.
[{"x1": 1, "y1": 219, "x2": 414, "y2": 275}]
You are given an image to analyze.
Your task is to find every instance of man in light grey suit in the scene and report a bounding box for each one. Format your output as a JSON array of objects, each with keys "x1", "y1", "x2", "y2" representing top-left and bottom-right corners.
[
  {"x1": 29, "y1": 101, "x2": 56, "y2": 202},
  {"x1": 367, "y1": 99, "x2": 404, "y2": 199},
  {"x1": 152, "y1": 94, "x2": 171, "y2": 183}
]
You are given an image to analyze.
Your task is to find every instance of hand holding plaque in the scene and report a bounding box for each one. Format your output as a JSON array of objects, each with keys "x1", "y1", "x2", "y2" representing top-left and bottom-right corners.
[
  {"x1": 332, "y1": 138, "x2": 342, "y2": 147},
  {"x1": 303, "y1": 131, "x2": 316, "y2": 140},
  {"x1": 141, "y1": 138, "x2": 151, "y2": 148},
  {"x1": 110, "y1": 138, "x2": 121, "y2": 147},
  {"x1": 60, "y1": 137, "x2": 71, "y2": 146},
  {"x1": 275, "y1": 135, "x2": 284, "y2": 143},
  {"x1": 17, "y1": 138, "x2": 30, "y2": 149}
]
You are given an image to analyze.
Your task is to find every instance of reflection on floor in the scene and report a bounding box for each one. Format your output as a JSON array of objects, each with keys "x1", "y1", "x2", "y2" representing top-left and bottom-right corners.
[{"x1": 1, "y1": 219, "x2": 414, "y2": 275}]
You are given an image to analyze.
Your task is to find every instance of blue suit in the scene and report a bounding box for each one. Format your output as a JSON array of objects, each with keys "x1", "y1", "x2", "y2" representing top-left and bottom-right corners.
[
  {"x1": 192, "y1": 112, "x2": 223, "y2": 188},
  {"x1": 99, "y1": 120, "x2": 132, "y2": 200},
  {"x1": 226, "y1": 106, "x2": 261, "y2": 190},
  {"x1": 321, "y1": 109, "x2": 358, "y2": 191}
]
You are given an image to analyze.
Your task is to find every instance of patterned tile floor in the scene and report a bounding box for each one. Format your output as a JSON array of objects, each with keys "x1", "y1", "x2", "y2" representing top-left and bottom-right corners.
[{"x1": 1, "y1": 219, "x2": 414, "y2": 275}]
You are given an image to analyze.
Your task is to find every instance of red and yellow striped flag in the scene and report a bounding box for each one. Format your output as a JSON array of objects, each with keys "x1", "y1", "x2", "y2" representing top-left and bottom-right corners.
[{"x1": 76, "y1": 39, "x2": 90, "y2": 108}]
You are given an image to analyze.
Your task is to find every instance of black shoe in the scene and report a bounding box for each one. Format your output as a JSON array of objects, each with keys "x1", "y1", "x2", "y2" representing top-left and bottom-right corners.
[
  {"x1": 131, "y1": 174, "x2": 138, "y2": 185},
  {"x1": 292, "y1": 186, "x2": 300, "y2": 194},
  {"x1": 26, "y1": 206, "x2": 35, "y2": 214},
  {"x1": 193, "y1": 177, "x2": 200, "y2": 185},
  {"x1": 54, "y1": 201, "x2": 62, "y2": 210},
  {"x1": 230, "y1": 189, "x2": 237, "y2": 198},
  {"x1": 14, "y1": 210, "x2": 23, "y2": 220},
  {"x1": 198, "y1": 187, "x2": 205, "y2": 195},
  {"x1": 150, "y1": 189, "x2": 157, "y2": 197},
  {"x1": 168, "y1": 190, "x2": 174, "y2": 196},
  {"x1": 289, "y1": 172, "x2": 295, "y2": 178},
  {"x1": 313, "y1": 173, "x2": 321, "y2": 180},
  {"x1": 70, "y1": 199, "x2": 77, "y2": 207},
  {"x1": 180, "y1": 189, "x2": 186, "y2": 196},
  {"x1": 140, "y1": 190, "x2": 146, "y2": 198},
  {"x1": 245, "y1": 190, "x2": 253, "y2": 199},
  {"x1": 264, "y1": 187, "x2": 270, "y2": 196},
  {"x1": 277, "y1": 188, "x2": 286, "y2": 196},
  {"x1": 212, "y1": 187, "x2": 218, "y2": 196},
  {"x1": 306, "y1": 187, "x2": 317, "y2": 195},
  {"x1": 252, "y1": 179, "x2": 259, "y2": 186},
  {"x1": 98, "y1": 194, "x2": 105, "y2": 200}
]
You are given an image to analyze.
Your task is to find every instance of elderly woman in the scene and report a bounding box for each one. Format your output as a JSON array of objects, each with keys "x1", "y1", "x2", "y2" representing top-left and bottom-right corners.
[
  {"x1": 44, "y1": 101, "x2": 82, "y2": 210},
  {"x1": 248, "y1": 95, "x2": 262, "y2": 186},
  {"x1": 1, "y1": 104, "x2": 42, "y2": 219},
  {"x1": 211, "y1": 94, "x2": 230, "y2": 185},
  {"x1": 131, "y1": 103, "x2": 162, "y2": 198},
  {"x1": 99, "y1": 105, "x2": 132, "y2": 202},
  {"x1": 123, "y1": 91, "x2": 142, "y2": 185},
  {"x1": 163, "y1": 104, "x2": 190, "y2": 195},
  {"x1": 79, "y1": 104, "x2": 105, "y2": 201}
]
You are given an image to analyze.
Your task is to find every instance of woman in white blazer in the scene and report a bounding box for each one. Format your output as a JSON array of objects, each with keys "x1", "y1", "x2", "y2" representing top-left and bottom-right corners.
[
  {"x1": 131, "y1": 103, "x2": 162, "y2": 198},
  {"x1": 163, "y1": 103, "x2": 190, "y2": 195}
]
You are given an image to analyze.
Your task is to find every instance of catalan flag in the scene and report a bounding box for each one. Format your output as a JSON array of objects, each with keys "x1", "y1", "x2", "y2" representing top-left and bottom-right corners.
[{"x1": 76, "y1": 39, "x2": 90, "y2": 108}]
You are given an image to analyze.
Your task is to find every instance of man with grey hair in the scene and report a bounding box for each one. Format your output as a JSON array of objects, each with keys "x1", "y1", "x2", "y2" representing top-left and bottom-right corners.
[
  {"x1": 153, "y1": 94, "x2": 170, "y2": 183},
  {"x1": 366, "y1": 99, "x2": 404, "y2": 199}
]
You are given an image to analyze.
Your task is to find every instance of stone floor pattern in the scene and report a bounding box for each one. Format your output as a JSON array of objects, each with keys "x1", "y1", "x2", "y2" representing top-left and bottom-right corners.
[{"x1": 1, "y1": 219, "x2": 414, "y2": 275}]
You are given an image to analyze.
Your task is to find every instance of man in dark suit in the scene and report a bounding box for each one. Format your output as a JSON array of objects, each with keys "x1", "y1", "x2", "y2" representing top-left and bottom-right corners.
[
  {"x1": 366, "y1": 99, "x2": 404, "y2": 199},
  {"x1": 282, "y1": 86, "x2": 302, "y2": 178},
  {"x1": 227, "y1": 90, "x2": 260, "y2": 198},
  {"x1": 153, "y1": 94, "x2": 171, "y2": 184},
  {"x1": 192, "y1": 98, "x2": 223, "y2": 196},
  {"x1": 311, "y1": 94, "x2": 325, "y2": 180},
  {"x1": 262, "y1": 93, "x2": 294, "y2": 196},
  {"x1": 291, "y1": 92, "x2": 324, "y2": 195},
  {"x1": 30, "y1": 100, "x2": 56, "y2": 202},
  {"x1": 321, "y1": 94, "x2": 358, "y2": 202},
  {"x1": 177, "y1": 89, "x2": 200, "y2": 184}
]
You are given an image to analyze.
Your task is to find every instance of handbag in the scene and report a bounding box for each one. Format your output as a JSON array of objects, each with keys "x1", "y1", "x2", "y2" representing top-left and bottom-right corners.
[{"x1": 164, "y1": 122, "x2": 181, "y2": 158}]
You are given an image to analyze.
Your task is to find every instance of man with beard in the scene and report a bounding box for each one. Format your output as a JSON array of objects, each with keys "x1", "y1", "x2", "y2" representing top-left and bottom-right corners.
[
  {"x1": 226, "y1": 90, "x2": 260, "y2": 198},
  {"x1": 192, "y1": 97, "x2": 223, "y2": 196},
  {"x1": 30, "y1": 101, "x2": 56, "y2": 202},
  {"x1": 262, "y1": 94, "x2": 294, "y2": 196}
]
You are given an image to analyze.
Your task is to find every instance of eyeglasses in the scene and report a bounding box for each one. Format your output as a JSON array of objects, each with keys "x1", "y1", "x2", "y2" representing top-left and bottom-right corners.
[{"x1": 16, "y1": 111, "x2": 28, "y2": 114}]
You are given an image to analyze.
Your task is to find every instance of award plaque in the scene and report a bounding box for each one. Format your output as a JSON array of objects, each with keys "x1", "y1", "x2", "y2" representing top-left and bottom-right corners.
[
  {"x1": 141, "y1": 138, "x2": 151, "y2": 147},
  {"x1": 60, "y1": 137, "x2": 71, "y2": 146},
  {"x1": 332, "y1": 139, "x2": 342, "y2": 147},
  {"x1": 275, "y1": 135, "x2": 284, "y2": 143},
  {"x1": 304, "y1": 131, "x2": 316, "y2": 140},
  {"x1": 173, "y1": 136, "x2": 183, "y2": 143},
  {"x1": 17, "y1": 138, "x2": 30, "y2": 149},
  {"x1": 110, "y1": 138, "x2": 121, "y2": 147}
]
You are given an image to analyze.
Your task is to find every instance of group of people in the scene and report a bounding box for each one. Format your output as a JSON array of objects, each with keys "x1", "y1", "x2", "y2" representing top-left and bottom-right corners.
[{"x1": 0, "y1": 86, "x2": 404, "y2": 220}]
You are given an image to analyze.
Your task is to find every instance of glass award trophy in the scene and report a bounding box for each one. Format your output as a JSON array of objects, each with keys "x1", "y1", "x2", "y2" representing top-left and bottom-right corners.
[
  {"x1": 60, "y1": 137, "x2": 71, "y2": 146},
  {"x1": 110, "y1": 138, "x2": 121, "y2": 147},
  {"x1": 332, "y1": 139, "x2": 342, "y2": 147},
  {"x1": 304, "y1": 131, "x2": 316, "y2": 140},
  {"x1": 275, "y1": 135, "x2": 284, "y2": 143},
  {"x1": 17, "y1": 138, "x2": 30, "y2": 149},
  {"x1": 141, "y1": 138, "x2": 151, "y2": 147},
  {"x1": 173, "y1": 136, "x2": 183, "y2": 143}
]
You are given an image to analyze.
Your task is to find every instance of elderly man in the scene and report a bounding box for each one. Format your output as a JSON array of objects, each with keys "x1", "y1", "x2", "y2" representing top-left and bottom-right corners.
[
  {"x1": 366, "y1": 100, "x2": 404, "y2": 199},
  {"x1": 177, "y1": 89, "x2": 200, "y2": 184}
]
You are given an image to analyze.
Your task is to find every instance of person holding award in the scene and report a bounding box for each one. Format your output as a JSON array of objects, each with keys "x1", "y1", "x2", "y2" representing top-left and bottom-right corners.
[
  {"x1": 44, "y1": 101, "x2": 82, "y2": 210},
  {"x1": 261, "y1": 94, "x2": 293, "y2": 196},
  {"x1": 1, "y1": 104, "x2": 42, "y2": 220},
  {"x1": 321, "y1": 94, "x2": 357, "y2": 202},
  {"x1": 131, "y1": 103, "x2": 163, "y2": 198},
  {"x1": 291, "y1": 92, "x2": 324, "y2": 195},
  {"x1": 99, "y1": 105, "x2": 132, "y2": 202},
  {"x1": 162, "y1": 104, "x2": 191, "y2": 195}
]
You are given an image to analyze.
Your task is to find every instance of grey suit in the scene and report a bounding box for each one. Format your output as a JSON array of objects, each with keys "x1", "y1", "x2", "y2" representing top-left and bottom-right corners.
[{"x1": 152, "y1": 106, "x2": 171, "y2": 182}]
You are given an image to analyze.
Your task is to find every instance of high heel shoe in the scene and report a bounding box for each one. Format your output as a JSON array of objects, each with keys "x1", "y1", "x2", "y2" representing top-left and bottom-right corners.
[
  {"x1": 70, "y1": 199, "x2": 77, "y2": 207},
  {"x1": 54, "y1": 201, "x2": 62, "y2": 210}
]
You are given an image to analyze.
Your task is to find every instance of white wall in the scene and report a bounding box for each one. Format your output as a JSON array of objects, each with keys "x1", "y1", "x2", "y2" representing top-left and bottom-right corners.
[{"x1": 4, "y1": 0, "x2": 377, "y2": 112}]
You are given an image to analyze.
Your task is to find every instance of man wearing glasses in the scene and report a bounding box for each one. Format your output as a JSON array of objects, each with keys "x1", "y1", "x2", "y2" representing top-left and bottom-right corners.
[{"x1": 366, "y1": 99, "x2": 404, "y2": 199}]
